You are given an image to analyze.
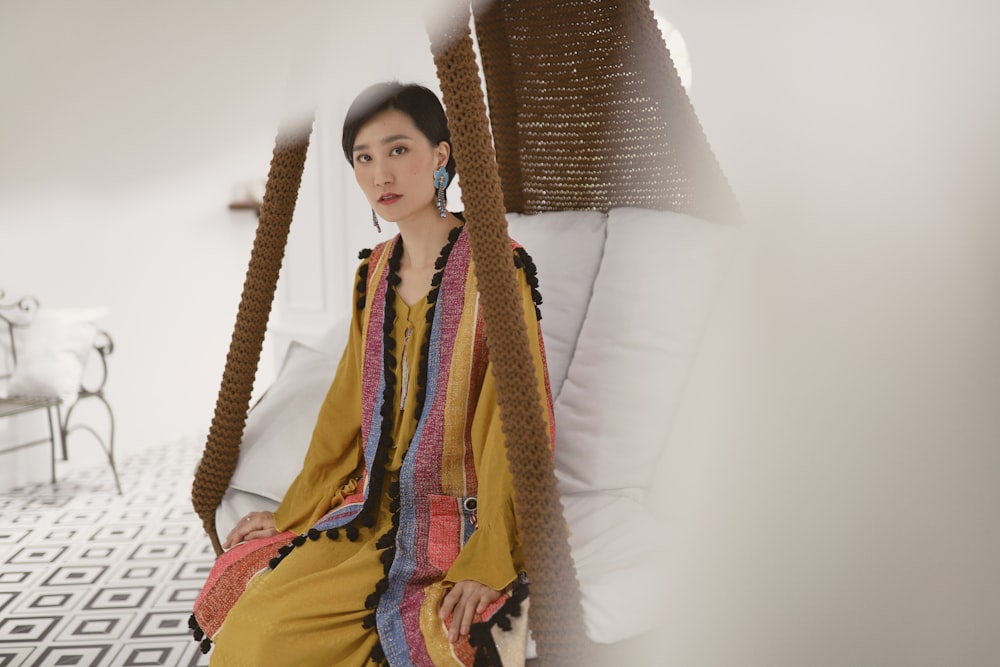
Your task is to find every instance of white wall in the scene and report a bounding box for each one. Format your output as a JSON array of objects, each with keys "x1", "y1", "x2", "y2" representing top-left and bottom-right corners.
[
  {"x1": 0, "y1": 141, "x2": 271, "y2": 487},
  {"x1": 0, "y1": 1, "x2": 443, "y2": 488},
  {"x1": 645, "y1": 1, "x2": 1000, "y2": 665}
]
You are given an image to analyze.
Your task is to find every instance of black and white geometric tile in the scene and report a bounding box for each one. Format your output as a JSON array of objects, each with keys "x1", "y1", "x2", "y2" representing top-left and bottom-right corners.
[{"x1": 0, "y1": 437, "x2": 214, "y2": 666}]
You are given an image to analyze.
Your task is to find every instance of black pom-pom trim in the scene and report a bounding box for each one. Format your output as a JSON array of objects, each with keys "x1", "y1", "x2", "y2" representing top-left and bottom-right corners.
[
  {"x1": 291, "y1": 535, "x2": 307, "y2": 547},
  {"x1": 511, "y1": 246, "x2": 544, "y2": 321},
  {"x1": 346, "y1": 524, "x2": 360, "y2": 542},
  {"x1": 189, "y1": 613, "x2": 208, "y2": 643},
  {"x1": 375, "y1": 529, "x2": 397, "y2": 551},
  {"x1": 370, "y1": 641, "x2": 385, "y2": 664},
  {"x1": 358, "y1": 248, "x2": 372, "y2": 260},
  {"x1": 326, "y1": 528, "x2": 340, "y2": 540},
  {"x1": 307, "y1": 528, "x2": 321, "y2": 541},
  {"x1": 362, "y1": 613, "x2": 377, "y2": 629},
  {"x1": 268, "y1": 557, "x2": 282, "y2": 570},
  {"x1": 468, "y1": 575, "x2": 531, "y2": 665},
  {"x1": 189, "y1": 615, "x2": 212, "y2": 653}
]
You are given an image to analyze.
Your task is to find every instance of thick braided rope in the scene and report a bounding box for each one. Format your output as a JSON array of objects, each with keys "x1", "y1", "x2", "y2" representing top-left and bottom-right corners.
[
  {"x1": 191, "y1": 122, "x2": 312, "y2": 555},
  {"x1": 428, "y1": 6, "x2": 591, "y2": 664}
]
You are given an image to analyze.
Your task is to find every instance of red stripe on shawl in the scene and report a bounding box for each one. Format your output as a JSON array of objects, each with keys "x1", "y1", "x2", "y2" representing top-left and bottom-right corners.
[
  {"x1": 427, "y1": 495, "x2": 463, "y2": 570},
  {"x1": 360, "y1": 239, "x2": 395, "y2": 457},
  {"x1": 192, "y1": 531, "x2": 296, "y2": 638}
]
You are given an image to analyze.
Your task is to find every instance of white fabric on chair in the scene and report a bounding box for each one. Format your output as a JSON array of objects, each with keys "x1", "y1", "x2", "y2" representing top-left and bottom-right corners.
[
  {"x1": 506, "y1": 210, "x2": 607, "y2": 400},
  {"x1": 554, "y1": 208, "x2": 735, "y2": 497},
  {"x1": 228, "y1": 341, "x2": 338, "y2": 503}
]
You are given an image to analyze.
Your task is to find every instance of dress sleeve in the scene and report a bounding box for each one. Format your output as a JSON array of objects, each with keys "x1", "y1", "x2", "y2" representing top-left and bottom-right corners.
[
  {"x1": 444, "y1": 256, "x2": 554, "y2": 591},
  {"x1": 272, "y1": 261, "x2": 369, "y2": 534}
]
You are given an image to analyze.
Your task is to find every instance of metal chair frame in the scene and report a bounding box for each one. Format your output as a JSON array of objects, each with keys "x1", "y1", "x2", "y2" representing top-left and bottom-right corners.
[{"x1": 0, "y1": 291, "x2": 121, "y2": 494}]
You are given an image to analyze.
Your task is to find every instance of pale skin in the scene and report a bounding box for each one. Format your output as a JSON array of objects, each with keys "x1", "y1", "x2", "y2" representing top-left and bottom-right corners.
[{"x1": 225, "y1": 108, "x2": 502, "y2": 644}]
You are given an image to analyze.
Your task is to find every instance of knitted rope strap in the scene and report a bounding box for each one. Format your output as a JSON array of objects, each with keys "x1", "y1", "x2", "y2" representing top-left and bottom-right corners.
[
  {"x1": 428, "y1": 4, "x2": 591, "y2": 664},
  {"x1": 191, "y1": 121, "x2": 313, "y2": 555},
  {"x1": 473, "y1": 0, "x2": 740, "y2": 222}
]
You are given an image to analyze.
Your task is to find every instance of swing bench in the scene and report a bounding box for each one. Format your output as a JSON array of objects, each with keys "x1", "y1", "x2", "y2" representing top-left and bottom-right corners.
[{"x1": 192, "y1": 0, "x2": 740, "y2": 662}]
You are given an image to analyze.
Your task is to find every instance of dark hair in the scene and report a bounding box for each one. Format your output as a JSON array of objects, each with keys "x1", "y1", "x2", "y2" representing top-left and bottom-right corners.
[{"x1": 342, "y1": 82, "x2": 456, "y2": 188}]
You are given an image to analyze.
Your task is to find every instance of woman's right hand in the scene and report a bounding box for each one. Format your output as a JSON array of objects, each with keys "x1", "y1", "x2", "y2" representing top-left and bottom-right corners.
[{"x1": 223, "y1": 511, "x2": 278, "y2": 550}]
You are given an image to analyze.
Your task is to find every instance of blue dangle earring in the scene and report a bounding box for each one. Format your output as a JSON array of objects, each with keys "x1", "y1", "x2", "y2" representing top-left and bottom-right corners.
[{"x1": 433, "y1": 165, "x2": 449, "y2": 218}]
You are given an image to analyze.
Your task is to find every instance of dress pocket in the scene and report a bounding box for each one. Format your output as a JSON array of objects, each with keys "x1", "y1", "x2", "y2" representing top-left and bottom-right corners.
[{"x1": 427, "y1": 494, "x2": 477, "y2": 571}]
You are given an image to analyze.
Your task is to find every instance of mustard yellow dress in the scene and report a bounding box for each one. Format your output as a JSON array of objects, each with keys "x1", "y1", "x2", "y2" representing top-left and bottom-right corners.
[{"x1": 208, "y1": 231, "x2": 550, "y2": 666}]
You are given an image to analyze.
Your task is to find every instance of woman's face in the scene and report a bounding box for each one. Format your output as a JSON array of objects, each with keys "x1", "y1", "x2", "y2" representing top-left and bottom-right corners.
[{"x1": 352, "y1": 109, "x2": 449, "y2": 224}]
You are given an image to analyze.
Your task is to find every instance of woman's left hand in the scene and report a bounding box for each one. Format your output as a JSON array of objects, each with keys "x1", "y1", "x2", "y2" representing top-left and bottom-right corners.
[{"x1": 439, "y1": 580, "x2": 502, "y2": 642}]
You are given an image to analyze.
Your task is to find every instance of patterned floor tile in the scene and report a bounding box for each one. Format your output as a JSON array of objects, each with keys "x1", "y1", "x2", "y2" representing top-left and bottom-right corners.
[
  {"x1": 28, "y1": 644, "x2": 112, "y2": 667},
  {"x1": 91, "y1": 525, "x2": 144, "y2": 543},
  {"x1": 131, "y1": 611, "x2": 194, "y2": 640},
  {"x1": 0, "y1": 615, "x2": 60, "y2": 643},
  {"x1": 108, "y1": 640, "x2": 190, "y2": 667},
  {"x1": 128, "y1": 543, "x2": 185, "y2": 562},
  {"x1": 0, "y1": 437, "x2": 215, "y2": 666},
  {"x1": 0, "y1": 592, "x2": 17, "y2": 615},
  {"x1": 83, "y1": 587, "x2": 153, "y2": 612},
  {"x1": 11, "y1": 588, "x2": 85, "y2": 615},
  {"x1": 0, "y1": 529, "x2": 29, "y2": 545},
  {"x1": 5, "y1": 545, "x2": 68, "y2": 566},
  {"x1": 151, "y1": 583, "x2": 201, "y2": 610},
  {"x1": 55, "y1": 612, "x2": 135, "y2": 642},
  {"x1": 106, "y1": 563, "x2": 166, "y2": 586},
  {"x1": 42, "y1": 564, "x2": 108, "y2": 587},
  {"x1": 0, "y1": 567, "x2": 46, "y2": 588},
  {"x1": 0, "y1": 647, "x2": 35, "y2": 667}
]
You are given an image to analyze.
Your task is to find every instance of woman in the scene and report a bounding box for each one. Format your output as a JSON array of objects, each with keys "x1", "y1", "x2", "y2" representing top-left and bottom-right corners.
[{"x1": 190, "y1": 82, "x2": 553, "y2": 666}]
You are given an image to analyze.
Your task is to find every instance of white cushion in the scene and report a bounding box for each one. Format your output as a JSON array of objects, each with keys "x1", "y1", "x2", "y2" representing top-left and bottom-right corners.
[
  {"x1": 5, "y1": 307, "x2": 107, "y2": 404},
  {"x1": 554, "y1": 208, "x2": 735, "y2": 496},
  {"x1": 506, "y1": 210, "x2": 607, "y2": 400},
  {"x1": 552, "y1": 208, "x2": 735, "y2": 643},
  {"x1": 561, "y1": 493, "x2": 669, "y2": 644},
  {"x1": 228, "y1": 341, "x2": 338, "y2": 502}
]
